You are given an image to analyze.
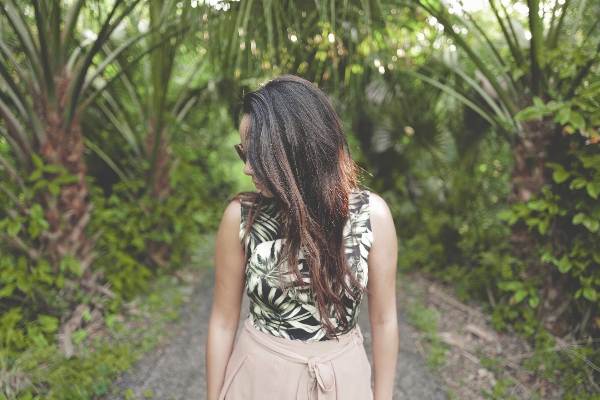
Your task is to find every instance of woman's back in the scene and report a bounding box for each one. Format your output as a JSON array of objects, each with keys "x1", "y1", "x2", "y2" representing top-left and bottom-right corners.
[{"x1": 241, "y1": 191, "x2": 373, "y2": 341}]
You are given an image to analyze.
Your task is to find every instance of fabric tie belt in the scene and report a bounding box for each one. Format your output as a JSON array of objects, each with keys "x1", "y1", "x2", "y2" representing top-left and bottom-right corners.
[{"x1": 243, "y1": 319, "x2": 364, "y2": 400}]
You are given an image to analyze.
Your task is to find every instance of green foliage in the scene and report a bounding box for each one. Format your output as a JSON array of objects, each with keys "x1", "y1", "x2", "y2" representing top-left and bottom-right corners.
[
  {"x1": 88, "y1": 133, "x2": 236, "y2": 299},
  {"x1": 384, "y1": 128, "x2": 516, "y2": 304},
  {"x1": 506, "y1": 94, "x2": 600, "y2": 317},
  {"x1": 406, "y1": 301, "x2": 449, "y2": 370},
  {"x1": 0, "y1": 156, "x2": 80, "y2": 358},
  {"x1": 1, "y1": 118, "x2": 236, "y2": 399},
  {"x1": 0, "y1": 259, "x2": 198, "y2": 399},
  {"x1": 10, "y1": 343, "x2": 136, "y2": 400},
  {"x1": 482, "y1": 378, "x2": 517, "y2": 400}
]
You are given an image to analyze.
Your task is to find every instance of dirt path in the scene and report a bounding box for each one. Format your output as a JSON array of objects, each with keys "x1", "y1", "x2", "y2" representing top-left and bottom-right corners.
[{"x1": 102, "y1": 268, "x2": 447, "y2": 400}]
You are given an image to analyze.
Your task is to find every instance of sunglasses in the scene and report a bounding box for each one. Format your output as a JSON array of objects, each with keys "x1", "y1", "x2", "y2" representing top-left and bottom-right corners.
[{"x1": 234, "y1": 143, "x2": 247, "y2": 163}]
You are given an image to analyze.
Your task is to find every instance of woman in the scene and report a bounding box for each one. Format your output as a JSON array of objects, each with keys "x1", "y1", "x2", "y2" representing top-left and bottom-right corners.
[{"x1": 206, "y1": 75, "x2": 398, "y2": 400}]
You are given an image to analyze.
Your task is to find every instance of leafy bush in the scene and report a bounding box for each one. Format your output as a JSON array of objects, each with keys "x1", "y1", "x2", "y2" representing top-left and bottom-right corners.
[
  {"x1": 89, "y1": 138, "x2": 235, "y2": 300},
  {"x1": 0, "y1": 123, "x2": 238, "y2": 398}
]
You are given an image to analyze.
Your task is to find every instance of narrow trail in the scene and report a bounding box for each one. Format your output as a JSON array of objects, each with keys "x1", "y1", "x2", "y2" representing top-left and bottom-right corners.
[{"x1": 102, "y1": 268, "x2": 447, "y2": 400}]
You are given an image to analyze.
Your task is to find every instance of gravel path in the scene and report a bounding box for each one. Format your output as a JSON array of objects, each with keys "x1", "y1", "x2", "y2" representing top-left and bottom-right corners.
[{"x1": 103, "y1": 269, "x2": 447, "y2": 400}]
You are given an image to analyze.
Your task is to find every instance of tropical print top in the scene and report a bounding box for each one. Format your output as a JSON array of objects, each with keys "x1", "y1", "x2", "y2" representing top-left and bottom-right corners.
[{"x1": 239, "y1": 190, "x2": 373, "y2": 342}]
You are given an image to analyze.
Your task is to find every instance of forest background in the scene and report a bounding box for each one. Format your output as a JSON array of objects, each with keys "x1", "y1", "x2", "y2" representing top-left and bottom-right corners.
[{"x1": 0, "y1": 0, "x2": 599, "y2": 398}]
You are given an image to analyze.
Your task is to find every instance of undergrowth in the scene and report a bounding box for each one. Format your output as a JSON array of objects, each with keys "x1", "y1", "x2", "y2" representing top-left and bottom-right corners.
[
  {"x1": 0, "y1": 247, "x2": 212, "y2": 400},
  {"x1": 400, "y1": 274, "x2": 600, "y2": 399}
]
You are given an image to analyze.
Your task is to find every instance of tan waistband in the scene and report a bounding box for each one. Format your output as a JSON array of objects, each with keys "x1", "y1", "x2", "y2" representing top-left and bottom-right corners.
[{"x1": 243, "y1": 319, "x2": 364, "y2": 400}]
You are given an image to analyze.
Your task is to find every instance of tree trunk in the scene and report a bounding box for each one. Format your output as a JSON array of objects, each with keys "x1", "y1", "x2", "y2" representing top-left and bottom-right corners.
[{"x1": 34, "y1": 72, "x2": 97, "y2": 275}]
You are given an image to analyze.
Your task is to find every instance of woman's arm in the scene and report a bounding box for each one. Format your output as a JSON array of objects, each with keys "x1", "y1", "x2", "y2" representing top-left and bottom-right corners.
[
  {"x1": 206, "y1": 200, "x2": 247, "y2": 400},
  {"x1": 367, "y1": 193, "x2": 399, "y2": 400}
]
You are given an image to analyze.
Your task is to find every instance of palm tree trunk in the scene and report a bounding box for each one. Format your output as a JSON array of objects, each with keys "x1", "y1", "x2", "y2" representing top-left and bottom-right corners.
[{"x1": 34, "y1": 73, "x2": 95, "y2": 273}]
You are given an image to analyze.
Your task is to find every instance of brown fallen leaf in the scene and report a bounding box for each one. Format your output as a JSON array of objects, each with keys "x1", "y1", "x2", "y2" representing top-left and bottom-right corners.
[
  {"x1": 439, "y1": 331, "x2": 466, "y2": 349},
  {"x1": 464, "y1": 323, "x2": 494, "y2": 342}
]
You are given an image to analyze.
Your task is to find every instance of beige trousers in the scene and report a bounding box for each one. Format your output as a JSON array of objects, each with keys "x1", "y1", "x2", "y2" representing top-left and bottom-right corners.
[{"x1": 219, "y1": 319, "x2": 373, "y2": 400}]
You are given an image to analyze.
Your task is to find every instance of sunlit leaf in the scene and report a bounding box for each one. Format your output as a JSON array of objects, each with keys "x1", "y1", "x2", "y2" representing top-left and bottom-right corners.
[
  {"x1": 580, "y1": 81, "x2": 600, "y2": 98},
  {"x1": 515, "y1": 106, "x2": 544, "y2": 121},
  {"x1": 38, "y1": 315, "x2": 59, "y2": 333},
  {"x1": 586, "y1": 182, "x2": 599, "y2": 199},
  {"x1": 572, "y1": 212, "x2": 586, "y2": 225},
  {"x1": 569, "y1": 177, "x2": 588, "y2": 189},
  {"x1": 555, "y1": 106, "x2": 571, "y2": 125},
  {"x1": 558, "y1": 255, "x2": 572, "y2": 273},
  {"x1": 569, "y1": 111, "x2": 585, "y2": 129},
  {"x1": 583, "y1": 287, "x2": 597, "y2": 302}
]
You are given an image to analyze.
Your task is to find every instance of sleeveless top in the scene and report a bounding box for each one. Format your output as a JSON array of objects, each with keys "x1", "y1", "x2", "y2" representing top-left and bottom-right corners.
[{"x1": 239, "y1": 190, "x2": 374, "y2": 342}]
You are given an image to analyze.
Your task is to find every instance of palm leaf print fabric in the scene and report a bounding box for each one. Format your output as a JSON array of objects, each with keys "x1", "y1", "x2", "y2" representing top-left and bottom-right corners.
[{"x1": 239, "y1": 191, "x2": 373, "y2": 341}]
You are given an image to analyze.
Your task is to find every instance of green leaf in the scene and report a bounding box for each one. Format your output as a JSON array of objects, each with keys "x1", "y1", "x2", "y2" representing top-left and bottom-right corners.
[
  {"x1": 588, "y1": 220, "x2": 599, "y2": 233},
  {"x1": 591, "y1": 110, "x2": 600, "y2": 126},
  {"x1": 497, "y1": 210, "x2": 514, "y2": 221},
  {"x1": 28, "y1": 169, "x2": 43, "y2": 182},
  {"x1": 578, "y1": 155, "x2": 600, "y2": 169},
  {"x1": 0, "y1": 283, "x2": 15, "y2": 299},
  {"x1": 7, "y1": 220, "x2": 21, "y2": 237},
  {"x1": 580, "y1": 81, "x2": 600, "y2": 98},
  {"x1": 538, "y1": 218, "x2": 550, "y2": 235},
  {"x1": 54, "y1": 174, "x2": 79, "y2": 185},
  {"x1": 569, "y1": 111, "x2": 586, "y2": 129},
  {"x1": 72, "y1": 329, "x2": 87, "y2": 344},
  {"x1": 541, "y1": 252, "x2": 558, "y2": 265},
  {"x1": 105, "y1": 313, "x2": 117, "y2": 328},
  {"x1": 31, "y1": 180, "x2": 47, "y2": 193},
  {"x1": 515, "y1": 106, "x2": 544, "y2": 121},
  {"x1": 43, "y1": 164, "x2": 62, "y2": 174},
  {"x1": 31, "y1": 153, "x2": 43, "y2": 169},
  {"x1": 525, "y1": 217, "x2": 540, "y2": 227},
  {"x1": 48, "y1": 182, "x2": 61, "y2": 196},
  {"x1": 572, "y1": 213, "x2": 586, "y2": 225},
  {"x1": 558, "y1": 255, "x2": 572, "y2": 273},
  {"x1": 38, "y1": 315, "x2": 59, "y2": 333},
  {"x1": 533, "y1": 97, "x2": 546, "y2": 109},
  {"x1": 28, "y1": 220, "x2": 41, "y2": 239},
  {"x1": 499, "y1": 281, "x2": 522, "y2": 291},
  {"x1": 555, "y1": 106, "x2": 571, "y2": 125},
  {"x1": 582, "y1": 287, "x2": 597, "y2": 302},
  {"x1": 569, "y1": 177, "x2": 588, "y2": 189},
  {"x1": 30, "y1": 204, "x2": 44, "y2": 220},
  {"x1": 552, "y1": 169, "x2": 570, "y2": 184},
  {"x1": 545, "y1": 162, "x2": 563, "y2": 171},
  {"x1": 546, "y1": 100, "x2": 559, "y2": 111},
  {"x1": 60, "y1": 255, "x2": 82, "y2": 277},
  {"x1": 528, "y1": 296, "x2": 540, "y2": 309},
  {"x1": 514, "y1": 289, "x2": 527, "y2": 304},
  {"x1": 586, "y1": 182, "x2": 599, "y2": 199},
  {"x1": 527, "y1": 200, "x2": 547, "y2": 211},
  {"x1": 143, "y1": 389, "x2": 155, "y2": 398},
  {"x1": 28, "y1": 328, "x2": 49, "y2": 347},
  {"x1": 125, "y1": 389, "x2": 135, "y2": 400}
]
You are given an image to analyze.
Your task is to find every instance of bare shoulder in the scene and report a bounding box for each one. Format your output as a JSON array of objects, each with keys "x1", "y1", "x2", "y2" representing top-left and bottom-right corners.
[
  {"x1": 215, "y1": 198, "x2": 243, "y2": 252},
  {"x1": 366, "y1": 192, "x2": 397, "y2": 302},
  {"x1": 221, "y1": 198, "x2": 242, "y2": 226},
  {"x1": 368, "y1": 193, "x2": 395, "y2": 234},
  {"x1": 369, "y1": 192, "x2": 392, "y2": 219}
]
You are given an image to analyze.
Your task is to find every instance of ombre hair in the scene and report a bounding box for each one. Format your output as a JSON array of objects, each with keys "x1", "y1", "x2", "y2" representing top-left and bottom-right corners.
[{"x1": 240, "y1": 75, "x2": 362, "y2": 337}]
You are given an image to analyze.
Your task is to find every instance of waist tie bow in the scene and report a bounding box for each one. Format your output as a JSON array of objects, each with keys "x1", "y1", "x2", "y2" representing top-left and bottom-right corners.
[{"x1": 307, "y1": 357, "x2": 335, "y2": 400}]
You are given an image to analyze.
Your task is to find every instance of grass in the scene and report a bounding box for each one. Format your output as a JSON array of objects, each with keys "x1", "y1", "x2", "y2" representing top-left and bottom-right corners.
[{"x1": 399, "y1": 274, "x2": 450, "y2": 372}]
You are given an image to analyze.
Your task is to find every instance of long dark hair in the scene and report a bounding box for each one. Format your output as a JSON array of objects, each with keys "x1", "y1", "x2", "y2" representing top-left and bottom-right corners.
[{"x1": 240, "y1": 75, "x2": 362, "y2": 337}]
